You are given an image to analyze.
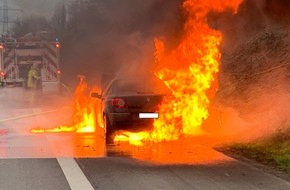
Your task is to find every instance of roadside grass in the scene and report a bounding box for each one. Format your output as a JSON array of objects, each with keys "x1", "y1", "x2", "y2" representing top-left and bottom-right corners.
[{"x1": 219, "y1": 126, "x2": 290, "y2": 172}]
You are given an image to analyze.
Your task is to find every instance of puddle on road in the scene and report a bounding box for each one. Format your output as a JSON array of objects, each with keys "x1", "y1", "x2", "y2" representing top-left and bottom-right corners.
[
  {"x1": 46, "y1": 133, "x2": 106, "y2": 158},
  {"x1": 0, "y1": 107, "x2": 229, "y2": 163},
  {"x1": 107, "y1": 135, "x2": 232, "y2": 164},
  {"x1": 1, "y1": 127, "x2": 231, "y2": 165},
  {"x1": 0, "y1": 132, "x2": 106, "y2": 158},
  {"x1": 0, "y1": 107, "x2": 106, "y2": 158},
  {"x1": 0, "y1": 87, "x2": 230, "y2": 163}
]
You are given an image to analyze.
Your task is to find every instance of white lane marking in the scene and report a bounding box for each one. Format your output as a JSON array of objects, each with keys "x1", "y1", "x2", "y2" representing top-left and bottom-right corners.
[
  {"x1": 139, "y1": 113, "x2": 159, "y2": 119},
  {"x1": 57, "y1": 158, "x2": 94, "y2": 190}
]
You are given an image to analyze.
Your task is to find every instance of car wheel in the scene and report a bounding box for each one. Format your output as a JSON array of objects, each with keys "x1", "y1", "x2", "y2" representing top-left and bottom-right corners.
[{"x1": 103, "y1": 115, "x2": 114, "y2": 144}]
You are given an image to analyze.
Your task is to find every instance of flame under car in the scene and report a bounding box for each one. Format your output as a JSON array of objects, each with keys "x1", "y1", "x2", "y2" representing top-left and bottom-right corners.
[{"x1": 91, "y1": 76, "x2": 170, "y2": 143}]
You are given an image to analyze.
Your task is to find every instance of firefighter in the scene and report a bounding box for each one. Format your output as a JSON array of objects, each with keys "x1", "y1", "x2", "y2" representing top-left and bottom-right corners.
[
  {"x1": 27, "y1": 63, "x2": 40, "y2": 89},
  {"x1": 27, "y1": 63, "x2": 40, "y2": 105}
]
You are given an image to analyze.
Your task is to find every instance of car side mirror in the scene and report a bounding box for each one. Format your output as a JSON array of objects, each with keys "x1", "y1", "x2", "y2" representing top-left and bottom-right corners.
[{"x1": 91, "y1": 92, "x2": 102, "y2": 99}]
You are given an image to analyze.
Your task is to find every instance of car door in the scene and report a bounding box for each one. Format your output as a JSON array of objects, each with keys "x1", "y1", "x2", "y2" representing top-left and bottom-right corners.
[
  {"x1": 100, "y1": 80, "x2": 115, "y2": 116},
  {"x1": 93, "y1": 80, "x2": 115, "y2": 127}
]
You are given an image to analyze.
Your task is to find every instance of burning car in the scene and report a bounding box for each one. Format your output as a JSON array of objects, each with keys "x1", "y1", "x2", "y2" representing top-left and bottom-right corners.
[{"x1": 91, "y1": 76, "x2": 170, "y2": 143}]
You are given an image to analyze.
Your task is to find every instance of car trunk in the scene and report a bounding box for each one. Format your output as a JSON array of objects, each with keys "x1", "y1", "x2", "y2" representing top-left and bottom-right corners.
[{"x1": 120, "y1": 94, "x2": 164, "y2": 113}]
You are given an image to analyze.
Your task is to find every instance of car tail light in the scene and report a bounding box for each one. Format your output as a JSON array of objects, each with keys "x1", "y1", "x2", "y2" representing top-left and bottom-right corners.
[
  {"x1": 0, "y1": 71, "x2": 5, "y2": 76},
  {"x1": 112, "y1": 98, "x2": 128, "y2": 109}
]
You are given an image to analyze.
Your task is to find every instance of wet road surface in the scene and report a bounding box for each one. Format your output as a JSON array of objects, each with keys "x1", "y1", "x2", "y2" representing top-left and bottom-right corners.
[{"x1": 1, "y1": 87, "x2": 290, "y2": 190}]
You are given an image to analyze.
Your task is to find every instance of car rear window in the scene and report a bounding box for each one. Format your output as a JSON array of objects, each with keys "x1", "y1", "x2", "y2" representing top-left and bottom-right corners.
[{"x1": 116, "y1": 78, "x2": 170, "y2": 94}]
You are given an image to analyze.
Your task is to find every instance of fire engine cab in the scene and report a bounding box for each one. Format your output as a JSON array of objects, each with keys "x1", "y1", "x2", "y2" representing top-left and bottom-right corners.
[{"x1": 0, "y1": 31, "x2": 61, "y2": 93}]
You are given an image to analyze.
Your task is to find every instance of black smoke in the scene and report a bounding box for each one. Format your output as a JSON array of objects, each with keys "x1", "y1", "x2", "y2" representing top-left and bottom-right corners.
[
  {"x1": 59, "y1": 0, "x2": 184, "y2": 86},
  {"x1": 207, "y1": 0, "x2": 290, "y2": 50}
]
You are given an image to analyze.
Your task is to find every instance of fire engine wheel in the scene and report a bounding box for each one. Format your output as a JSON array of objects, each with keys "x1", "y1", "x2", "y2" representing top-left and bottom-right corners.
[{"x1": 103, "y1": 115, "x2": 114, "y2": 144}]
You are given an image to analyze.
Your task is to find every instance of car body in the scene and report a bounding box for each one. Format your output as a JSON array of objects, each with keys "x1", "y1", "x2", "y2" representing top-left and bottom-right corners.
[{"x1": 91, "y1": 76, "x2": 170, "y2": 142}]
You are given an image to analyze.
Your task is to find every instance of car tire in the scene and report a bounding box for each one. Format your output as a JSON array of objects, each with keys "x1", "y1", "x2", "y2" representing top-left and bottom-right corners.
[{"x1": 104, "y1": 115, "x2": 114, "y2": 144}]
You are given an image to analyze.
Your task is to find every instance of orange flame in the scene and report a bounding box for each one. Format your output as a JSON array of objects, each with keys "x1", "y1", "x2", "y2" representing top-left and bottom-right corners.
[
  {"x1": 31, "y1": 76, "x2": 98, "y2": 134},
  {"x1": 114, "y1": 0, "x2": 243, "y2": 145}
]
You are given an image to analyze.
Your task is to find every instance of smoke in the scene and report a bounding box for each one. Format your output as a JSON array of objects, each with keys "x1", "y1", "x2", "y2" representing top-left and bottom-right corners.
[
  {"x1": 60, "y1": 0, "x2": 184, "y2": 87},
  {"x1": 10, "y1": 0, "x2": 61, "y2": 18},
  {"x1": 207, "y1": 0, "x2": 290, "y2": 50},
  {"x1": 208, "y1": 81, "x2": 290, "y2": 142},
  {"x1": 205, "y1": 0, "x2": 290, "y2": 141},
  {"x1": 9, "y1": 0, "x2": 287, "y2": 142},
  {"x1": 61, "y1": 0, "x2": 290, "y2": 142}
]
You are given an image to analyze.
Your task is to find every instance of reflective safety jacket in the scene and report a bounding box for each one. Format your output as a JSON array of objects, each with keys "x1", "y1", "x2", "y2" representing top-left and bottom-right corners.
[{"x1": 27, "y1": 68, "x2": 40, "y2": 89}]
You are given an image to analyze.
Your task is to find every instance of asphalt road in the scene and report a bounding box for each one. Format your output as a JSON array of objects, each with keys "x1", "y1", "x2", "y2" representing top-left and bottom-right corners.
[{"x1": 0, "y1": 87, "x2": 290, "y2": 190}]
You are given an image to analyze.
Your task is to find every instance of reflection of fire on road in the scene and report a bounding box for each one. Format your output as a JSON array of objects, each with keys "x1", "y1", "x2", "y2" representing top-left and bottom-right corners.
[
  {"x1": 114, "y1": 0, "x2": 243, "y2": 146},
  {"x1": 31, "y1": 76, "x2": 98, "y2": 134}
]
